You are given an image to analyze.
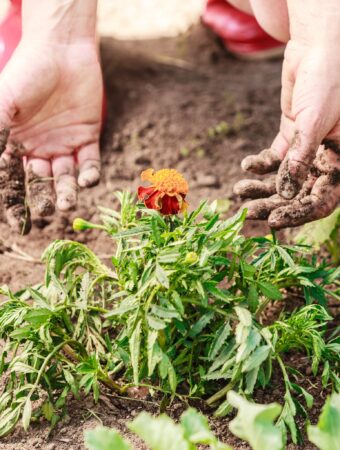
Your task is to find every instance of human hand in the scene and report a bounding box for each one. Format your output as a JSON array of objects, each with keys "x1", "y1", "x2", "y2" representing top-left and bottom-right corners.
[
  {"x1": 0, "y1": 0, "x2": 102, "y2": 234},
  {"x1": 234, "y1": 145, "x2": 340, "y2": 229}
]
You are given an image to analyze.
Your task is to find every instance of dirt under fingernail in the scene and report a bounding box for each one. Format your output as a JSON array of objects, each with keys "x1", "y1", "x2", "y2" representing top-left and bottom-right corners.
[
  {"x1": 79, "y1": 166, "x2": 100, "y2": 188},
  {"x1": 27, "y1": 167, "x2": 55, "y2": 217}
]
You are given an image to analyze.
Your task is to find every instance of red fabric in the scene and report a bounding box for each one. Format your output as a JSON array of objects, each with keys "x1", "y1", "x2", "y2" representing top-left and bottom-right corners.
[
  {"x1": 202, "y1": 0, "x2": 283, "y2": 54},
  {"x1": 0, "y1": 0, "x2": 22, "y2": 72}
]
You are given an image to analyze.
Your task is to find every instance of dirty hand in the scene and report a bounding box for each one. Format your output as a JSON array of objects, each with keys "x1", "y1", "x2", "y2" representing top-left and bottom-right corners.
[
  {"x1": 234, "y1": 145, "x2": 339, "y2": 229},
  {"x1": 234, "y1": 0, "x2": 340, "y2": 227},
  {"x1": 0, "y1": 0, "x2": 102, "y2": 234}
]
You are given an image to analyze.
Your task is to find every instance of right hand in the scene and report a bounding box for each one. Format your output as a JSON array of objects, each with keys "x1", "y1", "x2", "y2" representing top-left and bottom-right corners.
[
  {"x1": 0, "y1": 38, "x2": 103, "y2": 234},
  {"x1": 234, "y1": 144, "x2": 340, "y2": 229}
]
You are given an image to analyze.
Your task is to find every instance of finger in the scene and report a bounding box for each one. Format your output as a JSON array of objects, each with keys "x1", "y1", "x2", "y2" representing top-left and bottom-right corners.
[
  {"x1": 77, "y1": 143, "x2": 101, "y2": 188},
  {"x1": 269, "y1": 173, "x2": 340, "y2": 229},
  {"x1": 0, "y1": 127, "x2": 10, "y2": 156},
  {"x1": 0, "y1": 150, "x2": 31, "y2": 235},
  {"x1": 26, "y1": 157, "x2": 55, "y2": 217},
  {"x1": 314, "y1": 144, "x2": 340, "y2": 174},
  {"x1": 243, "y1": 194, "x2": 290, "y2": 220},
  {"x1": 241, "y1": 148, "x2": 281, "y2": 174},
  {"x1": 233, "y1": 175, "x2": 276, "y2": 199},
  {"x1": 52, "y1": 155, "x2": 77, "y2": 211}
]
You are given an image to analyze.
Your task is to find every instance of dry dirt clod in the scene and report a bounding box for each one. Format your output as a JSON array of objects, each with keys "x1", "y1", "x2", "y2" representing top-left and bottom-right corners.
[
  {"x1": 27, "y1": 166, "x2": 55, "y2": 217},
  {"x1": 0, "y1": 152, "x2": 31, "y2": 235}
]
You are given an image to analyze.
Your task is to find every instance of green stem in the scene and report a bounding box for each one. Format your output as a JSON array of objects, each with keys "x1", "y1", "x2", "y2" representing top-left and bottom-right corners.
[{"x1": 206, "y1": 381, "x2": 235, "y2": 406}]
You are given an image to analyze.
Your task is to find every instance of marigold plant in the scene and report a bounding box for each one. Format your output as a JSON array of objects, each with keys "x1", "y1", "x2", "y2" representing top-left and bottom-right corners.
[{"x1": 0, "y1": 171, "x2": 339, "y2": 443}]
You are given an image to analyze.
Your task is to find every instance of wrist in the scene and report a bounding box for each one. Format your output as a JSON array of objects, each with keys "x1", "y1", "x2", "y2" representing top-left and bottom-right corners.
[{"x1": 22, "y1": 0, "x2": 98, "y2": 44}]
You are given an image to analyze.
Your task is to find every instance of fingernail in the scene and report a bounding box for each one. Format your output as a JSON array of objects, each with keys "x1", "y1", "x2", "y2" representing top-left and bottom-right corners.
[{"x1": 78, "y1": 166, "x2": 100, "y2": 188}]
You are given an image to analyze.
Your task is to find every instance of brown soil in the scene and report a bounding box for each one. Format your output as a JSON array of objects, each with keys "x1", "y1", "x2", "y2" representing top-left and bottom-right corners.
[{"x1": 0, "y1": 25, "x2": 323, "y2": 449}]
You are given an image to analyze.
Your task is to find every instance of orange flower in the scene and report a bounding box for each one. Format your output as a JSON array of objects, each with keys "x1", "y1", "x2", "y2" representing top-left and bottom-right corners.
[{"x1": 138, "y1": 168, "x2": 189, "y2": 215}]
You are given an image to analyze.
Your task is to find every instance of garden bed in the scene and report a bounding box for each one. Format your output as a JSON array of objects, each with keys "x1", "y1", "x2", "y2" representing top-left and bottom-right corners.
[{"x1": 0, "y1": 25, "x2": 336, "y2": 450}]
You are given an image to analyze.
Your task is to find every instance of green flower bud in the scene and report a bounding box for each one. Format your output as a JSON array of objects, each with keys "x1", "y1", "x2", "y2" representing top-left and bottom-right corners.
[
  {"x1": 184, "y1": 251, "x2": 199, "y2": 265},
  {"x1": 73, "y1": 218, "x2": 96, "y2": 231}
]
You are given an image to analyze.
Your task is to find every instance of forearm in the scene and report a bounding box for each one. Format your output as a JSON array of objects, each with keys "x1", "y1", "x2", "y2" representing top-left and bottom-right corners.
[
  {"x1": 22, "y1": 0, "x2": 98, "y2": 43},
  {"x1": 287, "y1": 0, "x2": 340, "y2": 47}
]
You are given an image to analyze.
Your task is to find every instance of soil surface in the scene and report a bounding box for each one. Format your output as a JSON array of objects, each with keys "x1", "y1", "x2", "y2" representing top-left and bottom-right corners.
[{"x1": 0, "y1": 25, "x2": 324, "y2": 450}]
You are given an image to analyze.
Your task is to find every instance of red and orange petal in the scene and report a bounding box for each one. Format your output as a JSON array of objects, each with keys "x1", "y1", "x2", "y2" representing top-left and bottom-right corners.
[
  {"x1": 138, "y1": 186, "x2": 187, "y2": 215},
  {"x1": 140, "y1": 168, "x2": 188, "y2": 196}
]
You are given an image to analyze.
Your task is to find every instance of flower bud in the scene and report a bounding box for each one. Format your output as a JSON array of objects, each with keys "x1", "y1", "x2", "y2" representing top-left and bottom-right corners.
[
  {"x1": 184, "y1": 251, "x2": 199, "y2": 265},
  {"x1": 73, "y1": 218, "x2": 95, "y2": 231}
]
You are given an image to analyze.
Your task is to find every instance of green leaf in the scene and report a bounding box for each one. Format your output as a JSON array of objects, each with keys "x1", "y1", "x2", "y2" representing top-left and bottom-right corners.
[
  {"x1": 307, "y1": 393, "x2": 340, "y2": 450},
  {"x1": 85, "y1": 426, "x2": 132, "y2": 450},
  {"x1": 181, "y1": 408, "x2": 215, "y2": 443},
  {"x1": 242, "y1": 345, "x2": 271, "y2": 373},
  {"x1": 22, "y1": 398, "x2": 32, "y2": 431},
  {"x1": 189, "y1": 312, "x2": 214, "y2": 338},
  {"x1": 147, "y1": 315, "x2": 167, "y2": 330},
  {"x1": 257, "y1": 282, "x2": 282, "y2": 300},
  {"x1": 235, "y1": 306, "x2": 252, "y2": 326},
  {"x1": 155, "y1": 264, "x2": 170, "y2": 289},
  {"x1": 247, "y1": 285, "x2": 259, "y2": 312},
  {"x1": 209, "y1": 323, "x2": 231, "y2": 360},
  {"x1": 129, "y1": 412, "x2": 190, "y2": 450},
  {"x1": 129, "y1": 320, "x2": 142, "y2": 384},
  {"x1": 147, "y1": 331, "x2": 162, "y2": 376},
  {"x1": 275, "y1": 246, "x2": 295, "y2": 268},
  {"x1": 24, "y1": 308, "x2": 53, "y2": 327},
  {"x1": 228, "y1": 391, "x2": 283, "y2": 450}
]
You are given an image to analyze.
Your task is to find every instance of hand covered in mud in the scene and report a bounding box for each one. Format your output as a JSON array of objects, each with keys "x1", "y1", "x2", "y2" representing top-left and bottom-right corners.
[
  {"x1": 234, "y1": 144, "x2": 340, "y2": 229},
  {"x1": 0, "y1": 39, "x2": 103, "y2": 234}
]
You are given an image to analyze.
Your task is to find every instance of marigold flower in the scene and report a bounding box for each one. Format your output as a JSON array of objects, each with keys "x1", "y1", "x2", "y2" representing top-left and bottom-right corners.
[{"x1": 138, "y1": 168, "x2": 189, "y2": 215}]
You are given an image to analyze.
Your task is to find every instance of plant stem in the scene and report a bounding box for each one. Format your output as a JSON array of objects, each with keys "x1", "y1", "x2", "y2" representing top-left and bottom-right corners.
[{"x1": 206, "y1": 381, "x2": 235, "y2": 406}]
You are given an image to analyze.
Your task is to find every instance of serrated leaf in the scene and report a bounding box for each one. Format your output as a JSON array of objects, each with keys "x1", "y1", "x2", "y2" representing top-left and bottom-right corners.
[
  {"x1": 155, "y1": 264, "x2": 169, "y2": 289},
  {"x1": 189, "y1": 312, "x2": 214, "y2": 338},
  {"x1": 22, "y1": 398, "x2": 32, "y2": 431},
  {"x1": 147, "y1": 331, "x2": 162, "y2": 376},
  {"x1": 257, "y1": 282, "x2": 282, "y2": 300},
  {"x1": 235, "y1": 307, "x2": 252, "y2": 326},
  {"x1": 209, "y1": 323, "x2": 231, "y2": 360},
  {"x1": 307, "y1": 393, "x2": 340, "y2": 450},
  {"x1": 242, "y1": 345, "x2": 271, "y2": 373},
  {"x1": 228, "y1": 391, "x2": 283, "y2": 450},
  {"x1": 129, "y1": 320, "x2": 142, "y2": 384},
  {"x1": 85, "y1": 426, "x2": 132, "y2": 450}
]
